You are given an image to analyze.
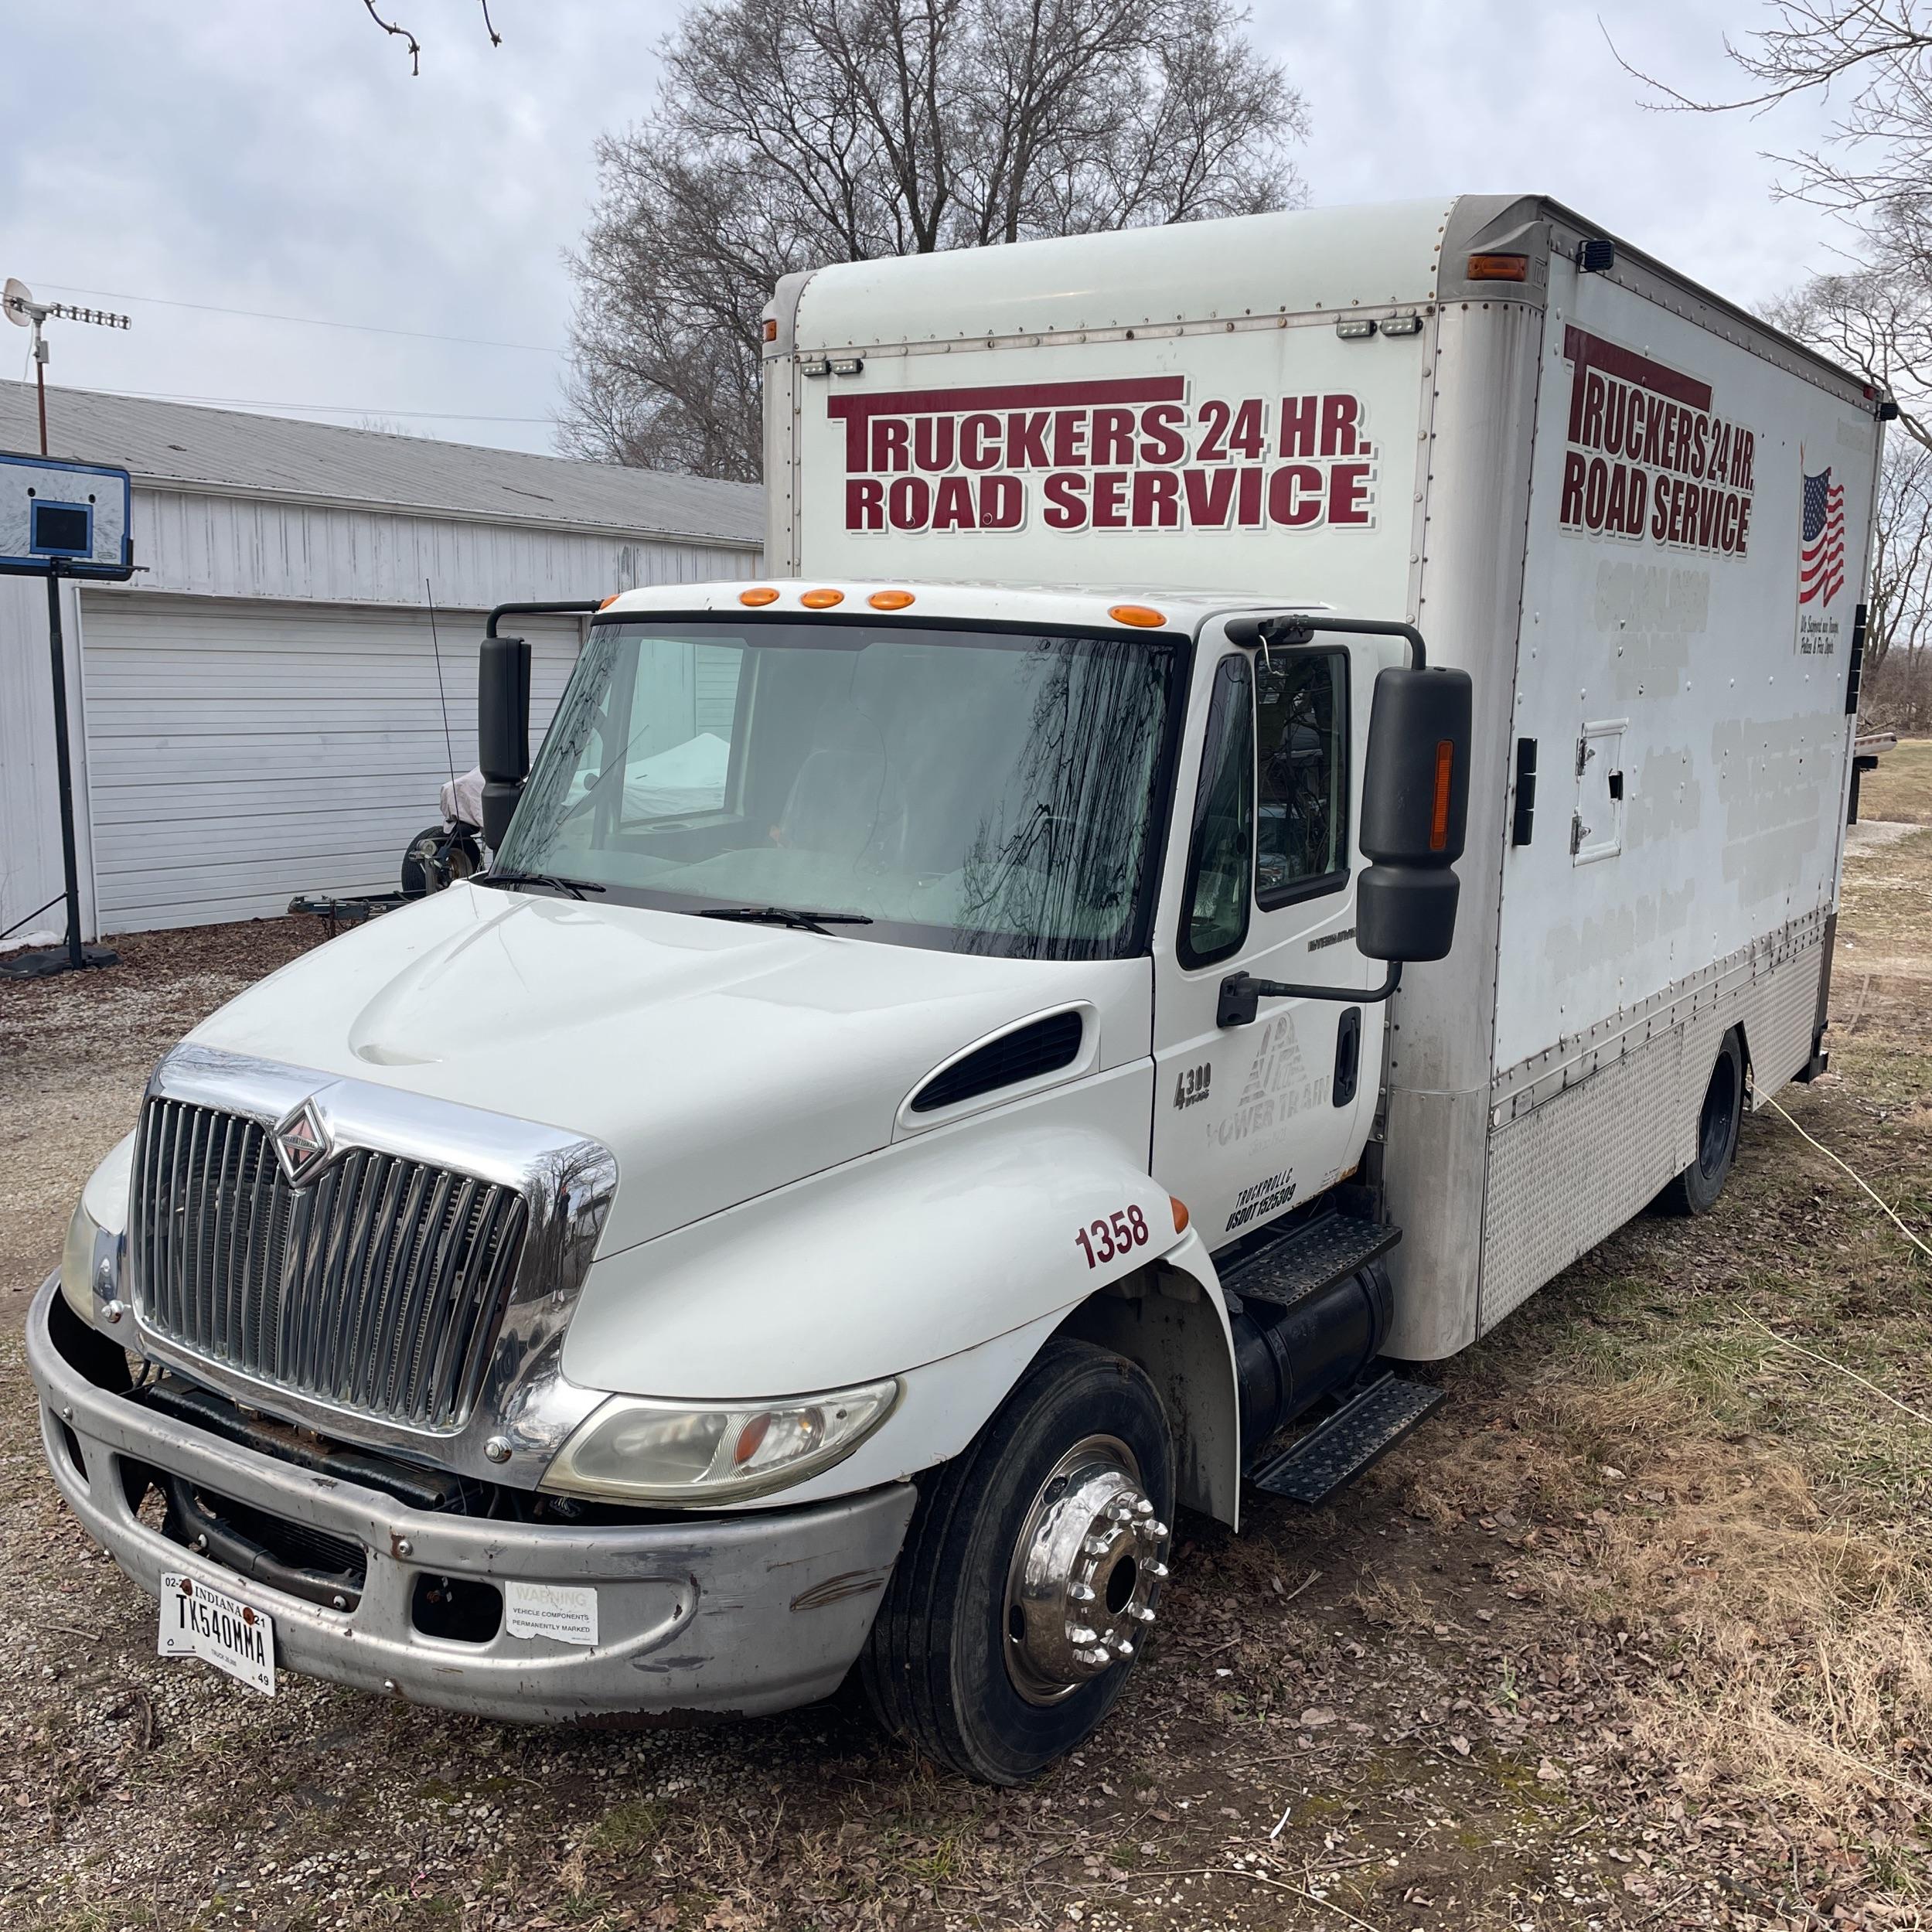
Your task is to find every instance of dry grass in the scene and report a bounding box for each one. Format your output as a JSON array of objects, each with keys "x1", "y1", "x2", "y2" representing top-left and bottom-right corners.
[{"x1": 1857, "y1": 734, "x2": 1932, "y2": 823}]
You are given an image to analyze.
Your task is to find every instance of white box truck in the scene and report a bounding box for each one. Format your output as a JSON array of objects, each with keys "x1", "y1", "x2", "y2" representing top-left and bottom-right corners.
[{"x1": 32, "y1": 196, "x2": 1883, "y2": 1783}]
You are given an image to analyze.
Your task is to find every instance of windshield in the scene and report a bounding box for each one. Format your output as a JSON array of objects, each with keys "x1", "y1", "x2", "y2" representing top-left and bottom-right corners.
[{"x1": 495, "y1": 618, "x2": 1183, "y2": 959}]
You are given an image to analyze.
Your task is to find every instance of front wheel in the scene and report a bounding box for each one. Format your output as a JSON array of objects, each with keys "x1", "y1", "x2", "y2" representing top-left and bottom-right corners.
[
  {"x1": 861, "y1": 1337, "x2": 1174, "y2": 1784},
  {"x1": 1656, "y1": 1027, "x2": 1746, "y2": 1215}
]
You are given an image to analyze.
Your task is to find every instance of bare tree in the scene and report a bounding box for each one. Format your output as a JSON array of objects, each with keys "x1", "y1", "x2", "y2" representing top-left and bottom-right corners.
[
  {"x1": 561, "y1": 0, "x2": 1308, "y2": 482},
  {"x1": 1865, "y1": 438, "x2": 1932, "y2": 724},
  {"x1": 359, "y1": 0, "x2": 502, "y2": 75},
  {"x1": 1615, "y1": 5, "x2": 1932, "y2": 449}
]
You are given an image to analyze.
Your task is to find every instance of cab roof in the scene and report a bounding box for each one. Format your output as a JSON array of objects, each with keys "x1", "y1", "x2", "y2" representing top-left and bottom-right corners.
[{"x1": 597, "y1": 578, "x2": 1331, "y2": 636}]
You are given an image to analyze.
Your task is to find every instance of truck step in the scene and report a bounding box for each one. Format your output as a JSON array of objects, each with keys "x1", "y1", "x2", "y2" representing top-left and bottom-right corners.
[
  {"x1": 1247, "y1": 1374, "x2": 1446, "y2": 1507},
  {"x1": 1218, "y1": 1211, "x2": 1400, "y2": 1311}
]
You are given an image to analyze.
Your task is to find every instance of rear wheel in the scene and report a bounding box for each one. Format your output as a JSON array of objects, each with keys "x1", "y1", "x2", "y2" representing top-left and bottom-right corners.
[
  {"x1": 1656, "y1": 1028, "x2": 1745, "y2": 1215},
  {"x1": 861, "y1": 1338, "x2": 1174, "y2": 1784}
]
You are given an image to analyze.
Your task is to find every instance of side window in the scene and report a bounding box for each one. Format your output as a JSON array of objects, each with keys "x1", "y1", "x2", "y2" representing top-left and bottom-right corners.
[
  {"x1": 1178, "y1": 654, "x2": 1254, "y2": 966},
  {"x1": 1255, "y1": 650, "x2": 1349, "y2": 906}
]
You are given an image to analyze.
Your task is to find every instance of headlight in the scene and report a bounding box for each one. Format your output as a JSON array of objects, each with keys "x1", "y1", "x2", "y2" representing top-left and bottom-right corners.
[
  {"x1": 60, "y1": 1195, "x2": 110, "y2": 1326},
  {"x1": 544, "y1": 1380, "x2": 898, "y2": 1504}
]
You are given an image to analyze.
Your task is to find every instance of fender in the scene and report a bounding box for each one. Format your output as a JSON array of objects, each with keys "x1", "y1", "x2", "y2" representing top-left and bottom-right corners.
[
  {"x1": 560, "y1": 1061, "x2": 1254, "y2": 1510},
  {"x1": 1056, "y1": 1228, "x2": 1242, "y2": 1528}
]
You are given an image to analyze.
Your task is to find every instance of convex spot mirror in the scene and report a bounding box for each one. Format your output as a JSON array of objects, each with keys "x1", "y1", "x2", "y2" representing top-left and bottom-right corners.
[
  {"x1": 478, "y1": 634, "x2": 532, "y2": 852},
  {"x1": 1356, "y1": 666, "x2": 1473, "y2": 963}
]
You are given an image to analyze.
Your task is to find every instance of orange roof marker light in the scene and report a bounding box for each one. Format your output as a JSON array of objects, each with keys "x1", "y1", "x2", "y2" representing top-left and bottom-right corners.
[
  {"x1": 801, "y1": 588, "x2": 846, "y2": 609},
  {"x1": 738, "y1": 586, "x2": 780, "y2": 607},
  {"x1": 868, "y1": 589, "x2": 915, "y2": 611},
  {"x1": 1466, "y1": 253, "x2": 1528, "y2": 283},
  {"x1": 1109, "y1": 603, "x2": 1167, "y2": 629},
  {"x1": 597, "y1": 593, "x2": 622, "y2": 611}
]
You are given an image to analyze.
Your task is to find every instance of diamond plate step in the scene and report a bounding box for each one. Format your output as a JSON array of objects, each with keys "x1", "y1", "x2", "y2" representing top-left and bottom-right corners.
[
  {"x1": 1247, "y1": 1375, "x2": 1446, "y2": 1506},
  {"x1": 1218, "y1": 1211, "x2": 1400, "y2": 1311}
]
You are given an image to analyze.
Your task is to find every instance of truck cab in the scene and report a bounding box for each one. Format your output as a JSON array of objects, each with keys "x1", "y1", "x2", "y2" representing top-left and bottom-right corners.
[{"x1": 34, "y1": 572, "x2": 1467, "y2": 1783}]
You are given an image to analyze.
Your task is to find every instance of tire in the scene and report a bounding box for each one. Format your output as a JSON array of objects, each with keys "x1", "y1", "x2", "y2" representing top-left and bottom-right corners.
[
  {"x1": 860, "y1": 1337, "x2": 1174, "y2": 1784},
  {"x1": 400, "y1": 826, "x2": 454, "y2": 898},
  {"x1": 1656, "y1": 1028, "x2": 1746, "y2": 1216}
]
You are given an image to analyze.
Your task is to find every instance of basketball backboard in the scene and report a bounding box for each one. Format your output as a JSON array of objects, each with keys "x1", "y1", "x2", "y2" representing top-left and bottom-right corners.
[{"x1": 0, "y1": 449, "x2": 133, "y2": 578}]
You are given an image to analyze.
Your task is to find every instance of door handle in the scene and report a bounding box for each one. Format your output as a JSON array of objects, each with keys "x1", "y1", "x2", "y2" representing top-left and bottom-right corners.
[{"x1": 1217, "y1": 966, "x2": 1403, "y2": 1028}]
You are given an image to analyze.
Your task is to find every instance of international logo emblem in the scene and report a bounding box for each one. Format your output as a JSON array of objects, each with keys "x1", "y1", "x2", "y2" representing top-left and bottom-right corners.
[{"x1": 271, "y1": 1099, "x2": 332, "y2": 1186}]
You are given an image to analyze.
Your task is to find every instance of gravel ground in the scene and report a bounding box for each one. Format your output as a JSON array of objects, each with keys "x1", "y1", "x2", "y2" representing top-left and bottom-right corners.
[{"x1": 0, "y1": 882, "x2": 1926, "y2": 1932}]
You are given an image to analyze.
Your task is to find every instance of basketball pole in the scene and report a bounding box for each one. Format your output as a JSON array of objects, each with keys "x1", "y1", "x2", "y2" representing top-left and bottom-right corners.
[{"x1": 46, "y1": 564, "x2": 83, "y2": 970}]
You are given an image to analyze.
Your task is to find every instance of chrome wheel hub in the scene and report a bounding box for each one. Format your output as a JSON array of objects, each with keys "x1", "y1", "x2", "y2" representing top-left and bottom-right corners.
[{"x1": 1003, "y1": 1434, "x2": 1169, "y2": 1705}]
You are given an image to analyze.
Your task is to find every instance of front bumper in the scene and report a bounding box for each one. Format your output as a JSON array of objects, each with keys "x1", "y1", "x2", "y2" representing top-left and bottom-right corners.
[{"x1": 27, "y1": 1276, "x2": 916, "y2": 1723}]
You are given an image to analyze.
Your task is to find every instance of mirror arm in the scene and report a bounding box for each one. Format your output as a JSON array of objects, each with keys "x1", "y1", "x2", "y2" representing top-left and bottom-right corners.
[
  {"x1": 1218, "y1": 964, "x2": 1402, "y2": 1028},
  {"x1": 1224, "y1": 612, "x2": 1426, "y2": 669}
]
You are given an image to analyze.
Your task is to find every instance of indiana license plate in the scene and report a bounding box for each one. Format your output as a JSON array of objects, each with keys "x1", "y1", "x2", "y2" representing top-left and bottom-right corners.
[{"x1": 158, "y1": 1571, "x2": 275, "y2": 1695}]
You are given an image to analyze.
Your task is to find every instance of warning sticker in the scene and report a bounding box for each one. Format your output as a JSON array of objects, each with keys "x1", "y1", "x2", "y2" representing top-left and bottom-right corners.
[{"x1": 504, "y1": 1580, "x2": 599, "y2": 1647}]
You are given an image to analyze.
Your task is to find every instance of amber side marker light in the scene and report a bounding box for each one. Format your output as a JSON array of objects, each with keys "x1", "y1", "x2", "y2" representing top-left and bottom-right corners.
[
  {"x1": 739, "y1": 586, "x2": 780, "y2": 607},
  {"x1": 762, "y1": 317, "x2": 778, "y2": 342},
  {"x1": 1429, "y1": 739, "x2": 1456, "y2": 852},
  {"x1": 868, "y1": 589, "x2": 915, "y2": 611},
  {"x1": 597, "y1": 593, "x2": 622, "y2": 611},
  {"x1": 801, "y1": 588, "x2": 846, "y2": 609},
  {"x1": 1467, "y1": 253, "x2": 1528, "y2": 283},
  {"x1": 1110, "y1": 603, "x2": 1166, "y2": 629},
  {"x1": 1170, "y1": 1196, "x2": 1191, "y2": 1234}
]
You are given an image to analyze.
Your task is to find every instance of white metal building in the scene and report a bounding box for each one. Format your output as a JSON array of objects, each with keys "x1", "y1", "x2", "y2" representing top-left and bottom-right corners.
[{"x1": 0, "y1": 383, "x2": 762, "y2": 942}]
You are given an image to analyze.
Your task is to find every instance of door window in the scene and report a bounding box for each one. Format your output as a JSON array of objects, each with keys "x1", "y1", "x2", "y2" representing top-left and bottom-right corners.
[
  {"x1": 1177, "y1": 655, "x2": 1254, "y2": 966},
  {"x1": 1255, "y1": 650, "x2": 1349, "y2": 906}
]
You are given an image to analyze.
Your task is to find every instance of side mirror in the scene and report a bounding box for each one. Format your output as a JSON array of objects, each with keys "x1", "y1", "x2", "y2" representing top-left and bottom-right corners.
[
  {"x1": 1356, "y1": 666, "x2": 1473, "y2": 963},
  {"x1": 478, "y1": 634, "x2": 531, "y2": 853}
]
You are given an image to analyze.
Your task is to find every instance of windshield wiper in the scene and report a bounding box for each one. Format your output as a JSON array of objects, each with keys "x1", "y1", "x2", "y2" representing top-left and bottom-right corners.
[
  {"x1": 479, "y1": 870, "x2": 606, "y2": 901},
  {"x1": 697, "y1": 905, "x2": 874, "y2": 936}
]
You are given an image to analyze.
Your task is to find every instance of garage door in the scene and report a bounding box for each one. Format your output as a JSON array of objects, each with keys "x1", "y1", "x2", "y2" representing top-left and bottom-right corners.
[{"x1": 80, "y1": 595, "x2": 582, "y2": 931}]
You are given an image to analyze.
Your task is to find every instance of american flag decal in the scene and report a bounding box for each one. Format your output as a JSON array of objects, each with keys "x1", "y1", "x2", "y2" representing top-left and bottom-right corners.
[{"x1": 1799, "y1": 465, "x2": 1845, "y2": 606}]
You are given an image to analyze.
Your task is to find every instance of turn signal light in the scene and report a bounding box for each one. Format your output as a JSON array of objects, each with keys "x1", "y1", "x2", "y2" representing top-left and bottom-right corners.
[
  {"x1": 762, "y1": 317, "x2": 778, "y2": 342},
  {"x1": 1109, "y1": 604, "x2": 1166, "y2": 629},
  {"x1": 1430, "y1": 740, "x2": 1455, "y2": 852},
  {"x1": 868, "y1": 588, "x2": 915, "y2": 610},
  {"x1": 739, "y1": 586, "x2": 780, "y2": 606},
  {"x1": 1170, "y1": 1196, "x2": 1190, "y2": 1234},
  {"x1": 1467, "y1": 253, "x2": 1528, "y2": 283},
  {"x1": 801, "y1": 588, "x2": 846, "y2": 609}
]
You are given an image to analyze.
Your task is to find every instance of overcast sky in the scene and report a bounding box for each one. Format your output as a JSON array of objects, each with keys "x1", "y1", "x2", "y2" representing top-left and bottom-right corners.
[{"x1": 0, "y1": 0, "x2": 1859, "y2": 461}]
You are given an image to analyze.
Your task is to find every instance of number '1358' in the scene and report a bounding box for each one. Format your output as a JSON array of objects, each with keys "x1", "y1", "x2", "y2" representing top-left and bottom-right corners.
[{"x1": 1075, "y1": 1206, "x2": 1150, "y2": 1269}]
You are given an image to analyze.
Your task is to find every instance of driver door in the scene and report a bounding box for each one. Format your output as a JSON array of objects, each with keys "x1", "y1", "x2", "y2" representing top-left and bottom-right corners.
[{"x1": 1150, "y1": 623, "x2": 1385, "y2": 1247}]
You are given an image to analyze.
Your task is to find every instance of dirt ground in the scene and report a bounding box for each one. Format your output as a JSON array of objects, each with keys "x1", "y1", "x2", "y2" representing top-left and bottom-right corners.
[{"x1": 1, "y1": 781, "x2": 1927, "y2": 1931}]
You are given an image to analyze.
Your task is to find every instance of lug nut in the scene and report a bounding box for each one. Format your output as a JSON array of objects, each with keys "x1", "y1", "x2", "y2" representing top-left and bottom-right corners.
[
  {"x1": 1068, "y1": 1582, "x2": 1095, "y2": 1603},
  {"x1": 1132, "y1": 1604, "x2": 1157, "y2": 1624},
  {"x1": 1112, "y1": 1637, "x2": 1135, "y2": 1658},
  {"x1": 1082, "y1": 1535, "x2": 1113, "y2": 1558},
  {"x1": 1106, "y1": 1500, "x2": 1133, "y2": 1524},
  {"x1": 1143, "y1": 1559, "x2": 1170, "y2": 1580},
  {"x1": 1133, "y1": 1497, "x2": 1153, "y2": 1518},
  {"x1": 1069, "y1": 1626, "x2": 1099, "y2": 1647},
  {"x1": 1078, "y1": 1646, "x2": 1111, "y2": 1667},
  {"x1": 1136, "y1": 1518, "x2": 1169, "y2": 1542}
]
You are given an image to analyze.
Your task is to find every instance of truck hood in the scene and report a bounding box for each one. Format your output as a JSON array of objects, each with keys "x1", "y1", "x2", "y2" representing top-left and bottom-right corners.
[{"x1": 187, "y1": 885, "x2": 1150, "y2": 1255}]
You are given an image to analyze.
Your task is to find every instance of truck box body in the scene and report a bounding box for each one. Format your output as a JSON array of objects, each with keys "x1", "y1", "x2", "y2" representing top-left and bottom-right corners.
[{"x1": 766, "y1": 193, "x2": 1880, "y2": 1354}]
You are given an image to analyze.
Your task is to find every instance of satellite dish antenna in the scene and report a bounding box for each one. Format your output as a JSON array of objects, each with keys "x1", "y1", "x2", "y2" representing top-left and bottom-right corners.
[{"x1": 3, "y1": 278, "x2": 34, "y2": 326}]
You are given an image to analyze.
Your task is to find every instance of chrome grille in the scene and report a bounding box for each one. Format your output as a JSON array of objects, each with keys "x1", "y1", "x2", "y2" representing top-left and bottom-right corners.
[{"x1": 131, "y1": 1096, "x2": 529, "y2": 1433}]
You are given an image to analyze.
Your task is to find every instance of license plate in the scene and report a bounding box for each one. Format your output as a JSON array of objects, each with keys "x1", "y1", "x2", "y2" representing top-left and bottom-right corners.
[{"x1": 158, "y1": 1571, "x2": 275, "y2": 1696}]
